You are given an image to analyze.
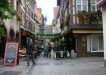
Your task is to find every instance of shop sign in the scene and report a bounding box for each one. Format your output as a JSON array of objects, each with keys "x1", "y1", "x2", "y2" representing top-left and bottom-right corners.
[{"x1": 4, "y1": 42, "x2": 18, "y2": 66}]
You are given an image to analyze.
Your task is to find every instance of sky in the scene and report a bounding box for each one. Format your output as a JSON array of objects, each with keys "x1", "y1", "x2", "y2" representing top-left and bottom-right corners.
[{"x1": 36, "y1": 0, "x2": 57, "y2": 25}]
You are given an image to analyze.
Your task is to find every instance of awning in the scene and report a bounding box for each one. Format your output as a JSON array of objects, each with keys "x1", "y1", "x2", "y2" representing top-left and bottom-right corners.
[
  {"x1": 72, "y1": 30, "x2": 103, "y2": 34},
  {"x1": 70, "y1": 24, "x2": 103, "y2": 34},
  {"x1": 21, "y1": 28, "x2": 35, "y2": 39},
  {"x1": 70, "y1": 24, "x2": 103, "y2": 30}
]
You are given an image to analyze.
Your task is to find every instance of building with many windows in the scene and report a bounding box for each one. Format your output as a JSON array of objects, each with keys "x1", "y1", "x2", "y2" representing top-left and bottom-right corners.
[
  {"x1": 0, "y1": 0, "x2": 39, "y2": 58},
  {"x1": 20, "y1": 0, "x2": 36, "y2": 47},
  {"x1": 57, "y1": 0, "x2": 103, "y2": 57}
]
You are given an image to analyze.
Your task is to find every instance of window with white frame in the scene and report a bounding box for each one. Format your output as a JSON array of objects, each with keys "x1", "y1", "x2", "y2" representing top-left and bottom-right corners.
[
  {"x1": 76, "y1": 0, "x2": 88, "y2": 12},
  {"x1": 91, "y1": 0, "x2": 96, "y2": 11},
  {"x1": 91, "y1": 34, "x2": 104, "y2": 52},
  {"x1": 76, "y1": 0, "x2": 101, "y2": 12},
  {"x1": 91, "y1": 0, "x2": 101, "y2": 11}
]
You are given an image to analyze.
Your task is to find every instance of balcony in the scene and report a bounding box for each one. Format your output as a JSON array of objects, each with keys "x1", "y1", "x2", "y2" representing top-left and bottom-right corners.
[{"x1": 78, "y1": 10, "x2": 102, "y2": 24}]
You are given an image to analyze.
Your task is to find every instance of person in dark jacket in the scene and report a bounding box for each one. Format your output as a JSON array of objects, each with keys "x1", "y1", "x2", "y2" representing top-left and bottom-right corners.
[
  {"x1": 48, "y1": 43, "x2": 52, "y2": 57},
  {"x1": 26, "y1": 38, "x2": 35, "y2": 66}
]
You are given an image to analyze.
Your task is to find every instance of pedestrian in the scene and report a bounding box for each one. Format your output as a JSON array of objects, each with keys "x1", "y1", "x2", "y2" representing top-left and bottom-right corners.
[
  {"x1": 26, "y1": 38, "x2": 35, "y2": 66},
  {"x1": 44, "y1": 43, "x2": 49, "y2": 58},
  {"x1": 48, "y1": 43, "x2": 52, "y2": 58},
  {"x1": 33, "y1": 40, "x2": 38, "y2": 59}
]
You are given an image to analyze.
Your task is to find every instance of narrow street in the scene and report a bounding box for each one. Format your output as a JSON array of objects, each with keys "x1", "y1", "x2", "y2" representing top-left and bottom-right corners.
[
  {"x1": 0, "y1": 0, "x2": 106, "y2": 75},
  {"x1": 0, "y1": 56, "x2": 106, "y2": 75}
]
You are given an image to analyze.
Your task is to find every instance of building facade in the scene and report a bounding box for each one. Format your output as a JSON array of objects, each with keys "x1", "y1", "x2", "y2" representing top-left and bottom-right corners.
[
  {"x1": 57, "y1": 0, "x2": 103, "y2": 57},
  {"x1": 20, "y1": 0, "x2": 36, "y2": 47},
  {"x1": 0, "y1": 0, "x2": 20, "y2": 58},
  {"x1": 52, "y1": 7, "x2": 61, "y2": 34},
  {"x1": 35, "y1": 8, "x2": 43, "y2": 35},
  {"x1": 0, "y1": 0, "x2": 37, "y2": 58}
]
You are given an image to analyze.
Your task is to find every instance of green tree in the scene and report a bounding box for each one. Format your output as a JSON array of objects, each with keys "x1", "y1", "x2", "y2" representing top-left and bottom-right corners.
[
  {"x1": 0, "y1": 0, "x2": 13, "y2": 35},
  {"x1": 0, "y1": 0, "x2": 13, "y2": 20},
  {"x1": 0, "y1": 27, "x2": 4, "y2": 36}
]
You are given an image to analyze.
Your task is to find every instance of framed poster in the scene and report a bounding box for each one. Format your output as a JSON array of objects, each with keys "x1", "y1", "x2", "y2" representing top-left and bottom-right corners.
[{"x1": 4, "y1": 42, "x2": 18, "y2": 66}]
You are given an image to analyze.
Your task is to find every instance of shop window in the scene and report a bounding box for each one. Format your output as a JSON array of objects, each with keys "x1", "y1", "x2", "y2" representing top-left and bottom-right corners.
[{"x1": 91, "y1": 34, "x2": 104, "y2": 52}]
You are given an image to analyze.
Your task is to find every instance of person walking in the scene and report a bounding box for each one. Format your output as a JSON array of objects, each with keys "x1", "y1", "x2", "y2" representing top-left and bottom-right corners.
[
  {"x1": 26, "y1": 38, "x2": 35, "y2": 66},
  {"x1": 48, "y1": 43, "x2": 52, "y2": 58},
  {"x1": 44, "y1": 43, "x2": 49, "y2": 58}
]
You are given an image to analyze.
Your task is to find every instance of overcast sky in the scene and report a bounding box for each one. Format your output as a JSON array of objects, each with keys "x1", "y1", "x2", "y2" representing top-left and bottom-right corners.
[{"x1": 36, "y1": 0, "x2": 57, "y2": 25}]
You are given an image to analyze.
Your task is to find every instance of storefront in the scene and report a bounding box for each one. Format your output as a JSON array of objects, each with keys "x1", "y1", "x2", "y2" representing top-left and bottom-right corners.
[
  {"x1": 71, "y1": 24, "x2": 103, "y2": 57},
  {"x1": 20, "y1": 28, "x2": 35, "y2": 47}
]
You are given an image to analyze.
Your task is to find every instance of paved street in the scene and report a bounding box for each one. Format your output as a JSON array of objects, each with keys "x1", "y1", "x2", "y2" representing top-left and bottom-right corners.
[{"x1": 0, "y1": 56, "x2": 106, "y2": 75}]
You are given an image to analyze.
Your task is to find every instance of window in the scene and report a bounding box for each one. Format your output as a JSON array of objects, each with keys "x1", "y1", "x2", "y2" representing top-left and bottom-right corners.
[
  {"x1": 90, "y1": 0, "x2": 101, "y2": 11},
  {"x1": 76, "y1": 0, "x2": 88, "y2": 12},
  {"x1": 77, "y1": 5, "x2": 81, "y2": 11},
  {"x1": 83, "y1": 5, "x2": 87, "y2": 11},
  {"x1": 91, "y1": 34, "x2": 104, "y2": 52},
  {"x1": 91, "y1": 5, "x2": 96, "y2": 11},
  {"x1": 92, "y1": 35, "x2": 98, "y2": 51},
  {"x1": 99, "y1": 36, "x2": 103, "y2": 50},
  {"x1": 77, "y1": 0, "x2": 81, "y2": 4},
  {"x1": 82, "y1": 0, "x2": 87, "y2": 4},
  {"x1": 76, "y1": 0, "x2": 101, "y2": 12},
  {"x1": 91, "y1": 0, "x2": 95, "y2": 4}
]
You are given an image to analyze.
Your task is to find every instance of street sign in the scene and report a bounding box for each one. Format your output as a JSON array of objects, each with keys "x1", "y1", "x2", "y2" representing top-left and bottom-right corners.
[{"x1": 4, "y1": 42, "x2": 18, "y2": 66}]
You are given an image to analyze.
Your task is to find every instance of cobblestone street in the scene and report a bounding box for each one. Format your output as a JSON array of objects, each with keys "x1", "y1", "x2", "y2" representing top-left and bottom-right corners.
[{"x1": 0, "y1": 56, "x2": 106, "y2": 75}]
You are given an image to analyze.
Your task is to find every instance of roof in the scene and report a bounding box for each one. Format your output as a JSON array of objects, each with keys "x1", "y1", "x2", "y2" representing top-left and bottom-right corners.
[
  {"x1": 97, "y1": 0, "x2": 106, "y2": 9},
  {"x1": 70, "y1": 24, "x2": 103, "y2": 30}
]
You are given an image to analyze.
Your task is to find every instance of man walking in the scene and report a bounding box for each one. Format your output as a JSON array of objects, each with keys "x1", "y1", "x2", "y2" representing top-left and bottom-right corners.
[{"x1": 26, "y1": 38, "x2": 35, "y2": 66}]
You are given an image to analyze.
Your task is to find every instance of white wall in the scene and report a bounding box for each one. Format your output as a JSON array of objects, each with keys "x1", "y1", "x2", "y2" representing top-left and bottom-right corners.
[{"x1": 102, "y1": 5, "x2": 106, "y2": 60}]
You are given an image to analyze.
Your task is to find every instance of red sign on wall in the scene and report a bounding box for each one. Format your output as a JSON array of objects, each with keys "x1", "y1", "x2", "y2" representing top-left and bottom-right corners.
[{"x1": 4, "y1": 42, "x2": 18, "y2": 66}]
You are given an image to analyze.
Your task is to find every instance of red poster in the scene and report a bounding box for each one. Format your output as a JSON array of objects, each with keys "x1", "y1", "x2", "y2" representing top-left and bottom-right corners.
[{"x1": 4, "y1": 42, "x2": 18, "y2": 66}]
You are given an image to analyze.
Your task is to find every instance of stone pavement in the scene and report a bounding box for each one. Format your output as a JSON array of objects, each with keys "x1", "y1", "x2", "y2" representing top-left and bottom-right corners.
[{"x1": 0, "y1": 56, "x2": 106, "y2": 75}]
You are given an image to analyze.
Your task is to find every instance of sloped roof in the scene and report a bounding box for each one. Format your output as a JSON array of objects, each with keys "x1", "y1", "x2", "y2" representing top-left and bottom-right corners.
[{"x1": 97, "y1": 0, "x2": 106, "y2": 9}]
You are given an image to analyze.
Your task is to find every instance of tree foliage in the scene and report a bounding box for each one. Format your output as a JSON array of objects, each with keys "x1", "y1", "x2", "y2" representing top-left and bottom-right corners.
[
  {"x1": 78, "y1": 10, "x2": 102, "y2": 24},
  {"x1": 0, "y1": 27, "x2": 4, "y2": 36},
  {"x1": 0, "y1": 0, "x2": 13, "y2": 20}
]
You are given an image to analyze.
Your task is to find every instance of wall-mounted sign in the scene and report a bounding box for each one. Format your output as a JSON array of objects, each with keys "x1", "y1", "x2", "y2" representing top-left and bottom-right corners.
[{"x1": 4, "y1": 42, "x2": 18, "y2": 66}]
